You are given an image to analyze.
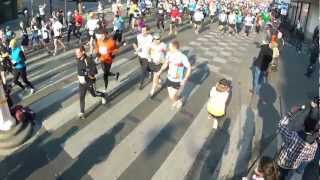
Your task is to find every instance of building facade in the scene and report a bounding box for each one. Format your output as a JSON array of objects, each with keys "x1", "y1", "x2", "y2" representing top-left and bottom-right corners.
[
  {"x1": 287, "y1": 0, "x2": 319, "y2": 39},
  {"x1": 0, "y1": 0, "x2": 18, "y2": 23}
]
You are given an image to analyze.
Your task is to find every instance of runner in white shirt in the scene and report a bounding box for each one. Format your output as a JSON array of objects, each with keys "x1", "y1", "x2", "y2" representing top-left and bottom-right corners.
[
  {"x1": 193, "y1": 7, "x2": 204, "y2": 34},
  {"x1": 209, "y1": 2, "x2": 216, "y2": 23},
  {"x1": 112, "y1": 0, "x2": 123, "y2": 16},
  {"x1": 133, "y1": 26, "x2": 154, "y2": 89},
  {"x1": 156, "y1": 40, "x2": 192, "y2": 109},
  {"x1": 148, "y1": 33, "x2": 167, "y2": 96},
  {"x1": 86, "y1": 12, "x2": 99, "y2": 55},
  {"x1": 228, "y1": 11, "x2": 236, "y2": 34},
  {"x1": 38, "y1": 3, "x2": 46, "y2": 20},
  {"x1": 244, "y1": 13, "x2": 253, "y2": 36},
  {"x1": 219, "y1": 11, "x2": 227, "y2": 33},
  {"x1": 52, "y1": 18, "x2": 66, "y2": 56}
]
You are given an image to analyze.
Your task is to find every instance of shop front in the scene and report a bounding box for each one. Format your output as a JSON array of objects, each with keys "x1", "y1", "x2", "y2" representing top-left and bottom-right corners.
[
  {"x1": 0, "y1": 0, "x2": 18, "y2": 23},
  {"x1": 288, "y1": 0, "x2": 319, "y2": 39}
]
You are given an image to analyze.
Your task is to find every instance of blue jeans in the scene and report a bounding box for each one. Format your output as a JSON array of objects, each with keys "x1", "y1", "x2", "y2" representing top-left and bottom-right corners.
[
  {"x1": 315, "y1": 143, "x2": 320, "y2": 164},
  {"x1": 253, "y1": 66, "x2": 265, "y2": 95},
  {"x1": 279, "y1": 162, "x2": 308, "y2": 180}
]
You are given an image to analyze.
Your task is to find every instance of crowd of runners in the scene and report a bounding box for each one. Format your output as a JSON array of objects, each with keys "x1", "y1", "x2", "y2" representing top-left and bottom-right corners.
[{"x1": 0, "y1": 0, "x2": 319, "y2": 179}]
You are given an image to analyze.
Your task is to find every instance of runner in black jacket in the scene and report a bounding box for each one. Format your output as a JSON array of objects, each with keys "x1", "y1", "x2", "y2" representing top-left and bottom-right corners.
[{"x1": 76, "y1": 46, "x2": 107, "y2": 119}]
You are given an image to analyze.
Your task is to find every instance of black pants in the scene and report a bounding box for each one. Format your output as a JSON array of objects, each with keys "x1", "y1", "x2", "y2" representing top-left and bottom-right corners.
[
  {"x1": 13, "y1": 68, "x2": 34, "y2": 90},
  {"x1": 306, "y1": 56, "x2": 318, "y2": 76},
  {"x1": 101, "y1": 63, "x2": 116, "y2": 90},
  {"x1": 129, "y1": 14, "x2": 134, "y2": 27},
  {"x1": 236, "y1": 23, "x2": 242, "y2": 33},
  {"x1": 255, "y1": 25, "x2": 261, "y2": 33},
  {"x1": 67, "y1": 24, "x2": 80, "y2": 42},
  {"x1": 79, "y1": 79, "x2": 105, "y2": 113},
  {"x1": 245, "y1": 25, "x2": 251, "y2": 36},
  {"x1": 113, "y1": 30, "x2": 123, "y2": 43},
  {"x1": 157, "y1": 18, "x2": 165, "y2": 30},
  {"x1": 139, "y1": 57, "x2": 149, "y2": 87}
]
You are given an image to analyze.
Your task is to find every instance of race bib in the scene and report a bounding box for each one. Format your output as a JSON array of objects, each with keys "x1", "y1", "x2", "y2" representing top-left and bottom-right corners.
[
  {"x1": 168, "y1": 63, "x2": 184, "y2": 80},
  {"x1": 99, "y1": 47, "x2": 108, "y2": 55},
  {"x1": 43, "y1": 31, "x2": 48, "y2": 39}
]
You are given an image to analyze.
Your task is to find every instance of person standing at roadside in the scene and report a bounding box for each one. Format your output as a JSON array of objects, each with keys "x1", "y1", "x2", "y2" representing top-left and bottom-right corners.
[
  {"x1": 250, "y1": 41, "x2": 273, "y2": 97},
  {"x1": 305, "y1": 41, "x2": 319, "y2": 78},
  {"x1": 277, "y1": 105, "x2": 318, "y2": 180},
  {"x1": 95, "y1": 29, "x2": 120, "y2": 93},
  {"x1": 76, "y1": 46, "x2": 107, "y2": 119}
]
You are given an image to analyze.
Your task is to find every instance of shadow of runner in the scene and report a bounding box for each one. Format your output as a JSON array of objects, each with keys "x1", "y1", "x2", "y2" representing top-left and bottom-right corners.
[
  {"x1": 233, "y1": 106, "x2": 255, "y2": 178},
  {"x1": 257, "y1": 83, "x2": 280, "y2": 155},
  {"x1": 185, "y1": 118, "x2": 231, "y2": 180},
  {"x1": 57, "y1": 122, "x2": 125, "y2": 180},
  {"x1": 144, "y1": 63, "x2": 209, "y2": 155},
  {"x1": 0, "y1": 127, "x2": 78, "y2": 180}
]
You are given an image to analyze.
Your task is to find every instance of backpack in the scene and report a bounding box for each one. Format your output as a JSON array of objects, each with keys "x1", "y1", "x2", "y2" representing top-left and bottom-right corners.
[{"x1": 11, "y1": 105, "x2": 35, "y2": 123}]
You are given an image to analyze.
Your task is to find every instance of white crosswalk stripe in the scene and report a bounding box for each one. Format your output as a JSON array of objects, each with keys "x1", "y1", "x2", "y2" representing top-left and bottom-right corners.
[
  {"x1": 6, "y1": 12, "x2": 264, "y2": 180},
  {"x1": 88, "y1": 81, "x2": 200, "y2": 180},
  {"x1": 151, "y1": 104, "x2": 211, "y2": 180}
]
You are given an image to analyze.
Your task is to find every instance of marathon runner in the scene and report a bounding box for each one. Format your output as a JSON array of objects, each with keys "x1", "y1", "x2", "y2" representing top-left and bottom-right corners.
[
  {"x1": 76, "y1": 46, "x2": 107, "y2": 119},
  {"x1": 86, "y1": 12, "x2": 99, "y2": 55},
  {"x1": 133, "y1": 26, "x2": 153, "y2": 90},
  {"x1": 156, "y1": 40, "x2": 191, "y2": 110},
  {"x1": 52, "y1": 17, "x2": 66, "y2": 56},
  {"x1": 95, "y1": 29, "x2": 120, "y2": 93},
  {"x1": 148, "y1": 33, "x2": 166, "y2": 96}
]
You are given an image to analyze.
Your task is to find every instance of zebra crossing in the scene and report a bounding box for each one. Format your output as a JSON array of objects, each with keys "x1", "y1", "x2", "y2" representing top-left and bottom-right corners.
[{"x1": 0, "y1": 13, "x2": 270, "y2": 180}]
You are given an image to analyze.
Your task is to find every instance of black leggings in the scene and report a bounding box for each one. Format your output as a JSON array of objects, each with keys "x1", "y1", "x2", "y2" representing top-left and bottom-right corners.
[
  {"x1": 13, "y1": 68, "x2": 34, "y2": 90},
  {"x1": 157, "y1": 17, "x2": 164, "y2": 30},
  {"x1": 113, "y1": 30, "x2": 123, "y2": 43},
  {"x1": 129, "y1": 14, "x2": 134, "y2": 27},
  {"x1": 79, "y1": 79, "x2": 105, "y2": 113},
  {"x1": 67, "y1": 24, "x2": 81, "y2": 42},
  {"x1": 101, "y1": 63, "x2": 116, "y2": 90}
]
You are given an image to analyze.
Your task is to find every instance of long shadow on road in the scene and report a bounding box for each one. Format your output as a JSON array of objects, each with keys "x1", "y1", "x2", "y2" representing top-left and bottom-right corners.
[
  {"x1": 185, "y1": 118, "x2": 231, "y2": 180},
  {"x1": 0, "y1": 127, "x2": 78, "y2": 180},
  {"x1": 57, "y1": 123, "x2": 124, "y2": 180}
]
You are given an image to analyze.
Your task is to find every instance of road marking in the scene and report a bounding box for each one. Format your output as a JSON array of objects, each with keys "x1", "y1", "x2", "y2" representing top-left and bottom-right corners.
[
  {"x1": 88, "y1": 81, "x2": 200, "y2": 180},
  {"x1": 151, "y1": 104, "x2": 211, "y2": 180},
  {"x1": 189, "y1": 41, "x2": 202, "y2": 46},
  {"x1": 41, "y1": 65, "x2": 140, "y2": 131}
]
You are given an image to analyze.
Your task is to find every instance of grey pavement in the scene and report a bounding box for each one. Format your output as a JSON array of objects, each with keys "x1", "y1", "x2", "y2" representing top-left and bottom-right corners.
[{"x1": 0, "y1": 11, "x2": 318, "y2": 180}]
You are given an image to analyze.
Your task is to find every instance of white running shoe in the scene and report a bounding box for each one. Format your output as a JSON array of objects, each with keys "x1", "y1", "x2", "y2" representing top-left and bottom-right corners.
[
  {"x1": 79, "y1": 112, "x2": 85, "y2": 119},
  {"x1": 29, "y1": 88, "x2": 35, "y2": 94},
  {"x1": 175, "y1": 100, "x2": 183, "y2": 110},
  {"x1": 101, "y1": 97, "x2": 106, "y2": 104},
  {"x1": 212, "y1": 118, "x2": 218, "y2": 129}
]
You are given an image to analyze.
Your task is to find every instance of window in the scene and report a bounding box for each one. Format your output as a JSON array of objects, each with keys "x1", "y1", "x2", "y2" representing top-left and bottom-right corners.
[{"x1": 300, "y1": 3, "x2": 310, "y2": 31}]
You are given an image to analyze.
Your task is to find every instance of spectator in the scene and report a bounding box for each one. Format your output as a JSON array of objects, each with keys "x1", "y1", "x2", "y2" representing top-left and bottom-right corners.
[
  {"x1": 250, "y1": 156, "x2": 279, "y2": 180},
  {"x1": 277, "y1": 106, "x2": 318, "y2": 180},
  {"x1": 250, "y1": 41, "x2": 273, "y2": 98}
]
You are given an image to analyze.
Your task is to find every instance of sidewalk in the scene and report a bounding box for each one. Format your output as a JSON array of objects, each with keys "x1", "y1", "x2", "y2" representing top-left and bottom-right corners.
[{"x1": 246, "y1": 26, "x2": 319, "y2": 179}]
